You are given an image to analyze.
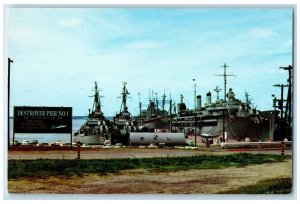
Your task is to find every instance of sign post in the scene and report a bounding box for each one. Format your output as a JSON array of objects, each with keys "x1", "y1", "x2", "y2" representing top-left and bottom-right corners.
[{"x1": 8, "y1": 58, "x2": 13, "y2": 149}]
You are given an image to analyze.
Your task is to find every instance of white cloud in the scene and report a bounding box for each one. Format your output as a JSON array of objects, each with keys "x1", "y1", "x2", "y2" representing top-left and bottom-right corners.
[
  {"x1": 123, "y1": 40, "x2": 165, "y2": 50},
  {"x1": 7, "y1": 8, "x2": 293, "y2": 115},
  {"x1": 57, "y1": 18, "x2": 88, "y2": 28},
  {"x1": 247, "y1": 27, "x2": 277, "y2": 39},
  {"x1": 284, "y1": 39, "x2": 293, "y2": 48}
]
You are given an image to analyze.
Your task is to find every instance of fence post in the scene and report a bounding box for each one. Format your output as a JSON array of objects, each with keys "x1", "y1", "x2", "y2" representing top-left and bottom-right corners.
[
  {"x1": 281, "y1": 140, "x2": 284, "y2": 155},
  {"x1": 77, "y1": 143, "x2": 81, "y2": 160},
  {"x1": 206, "y1": 138, "x2": 210, "y2": 148}
]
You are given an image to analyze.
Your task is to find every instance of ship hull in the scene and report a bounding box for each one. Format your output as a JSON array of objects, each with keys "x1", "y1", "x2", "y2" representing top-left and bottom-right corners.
[
  {"x1": 138, "y1": 118, "x2": 170, "y2": 132},
  {"x1": 173, "y1": 111, "x2": 276, "y2": 142},
  {"x1": 200, "y1": 115, "x2": 273, "y2": 142},
  {"x1": 73, "y1": 134, "x2": 107, "y2": 145}
]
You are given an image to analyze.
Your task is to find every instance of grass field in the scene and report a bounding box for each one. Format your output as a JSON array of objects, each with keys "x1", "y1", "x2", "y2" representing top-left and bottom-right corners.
[
  {"x1": 8, "y1": 153, "x2": 289, "y2": 179},
  {"x1": 220, "y1": 177, "x2": 292, "y2": 194}
]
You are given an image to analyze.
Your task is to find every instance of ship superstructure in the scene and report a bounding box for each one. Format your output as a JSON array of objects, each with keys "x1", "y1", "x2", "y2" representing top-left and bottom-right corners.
[
  {"x1": 73, "y1": 82, "x2": 111, "y2": 145},
  {"x1": 111, "y1": 82, "x2": 137, "y2": 144},
  {"x1": 136, "y1": 91, "x2": 172, "y2": 132}
]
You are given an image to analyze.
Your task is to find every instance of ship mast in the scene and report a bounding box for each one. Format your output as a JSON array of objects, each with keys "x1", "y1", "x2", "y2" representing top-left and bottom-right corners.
[
  {"x1": 245, "y1": 91, "x2": 251, "y2": 107},
  {"x1": 169, "y1": 93, "x2": 172, "y2": 132},
  {"x1": 89, "y1": 81, "x2": 103, "y2": 118},
  {"x1": 92, "y1": 82, "x2": 101, "y2": 113},
  {"x1": 215, "y1": 63, "x2": 235, "y2": 142},
  {"x1": 155, "y1": 92, "x2": 158, "y2": 115},
  {"x1": 162, "y1": 90, "x2": 166, "y2": 113},
  {"x1": 120, "y1": 82, "x2": 130, "y2": 114},
  {"x1": 215, "y1": 63, "x2": 236, "y2": 102},
  {"x1": 138, "y1": 92, "x2": 142, "y2": 117},
  {"x1": 193, "y1": 79, "x2": 197, "y2": 110}
]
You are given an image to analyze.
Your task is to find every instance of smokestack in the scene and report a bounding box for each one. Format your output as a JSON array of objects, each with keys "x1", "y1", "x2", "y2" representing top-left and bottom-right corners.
[
  {"x1": 177, "y1": 94, "x2": 186, "y2": 113},
  {"x1": 196, "y1": 95, "x2": 201, "y2": 109},
  {"x1": 206, "y1": 92, "x2": 211, "y2": 105}
]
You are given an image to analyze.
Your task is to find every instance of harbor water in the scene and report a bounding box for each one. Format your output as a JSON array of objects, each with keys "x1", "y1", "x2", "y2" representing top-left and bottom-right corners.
[{"x1": 9, "y1": 118, "x2": 87, "y2": 144}]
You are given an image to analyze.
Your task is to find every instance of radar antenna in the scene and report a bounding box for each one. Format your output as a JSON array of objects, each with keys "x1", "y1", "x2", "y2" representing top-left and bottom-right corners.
[{"x1": 214, "y1": 86, "x2": 222, "y2": 100}]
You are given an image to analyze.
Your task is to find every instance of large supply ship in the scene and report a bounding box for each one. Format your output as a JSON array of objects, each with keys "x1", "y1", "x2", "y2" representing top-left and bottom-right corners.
[
  {"x1": 172, "y1": 88, "x2": 275, "y2": 142},
  {"x1": 172, "y1": 64, "x2": 277, "y2": 142},
  {"x1": 200, "y1": 89, "x2": 276, "y2": 142}
]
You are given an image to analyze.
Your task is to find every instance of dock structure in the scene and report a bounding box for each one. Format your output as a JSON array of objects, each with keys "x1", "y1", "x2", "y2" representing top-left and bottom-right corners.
[{"x1": 221, "y1": 141, "x2": 292, "y2": 150}]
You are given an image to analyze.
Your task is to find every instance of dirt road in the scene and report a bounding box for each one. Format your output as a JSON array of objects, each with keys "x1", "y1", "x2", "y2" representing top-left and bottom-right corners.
[
  {"x1": 8, "y1": 159, "x2": 292, "y2": 194},
  {"x1": 8, "y1": 146, "x2": 291, "y2": 160}
]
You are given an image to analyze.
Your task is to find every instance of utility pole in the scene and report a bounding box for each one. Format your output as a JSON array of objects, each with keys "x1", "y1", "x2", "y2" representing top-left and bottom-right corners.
[
  {"x1": 223, "y1": 109, "x2": 225, "y2": 142},
  {"x1": 8, "y1": 58, "x2": 13, "y2": 149},
  {"x1": 280, "y1": 65, "x2": 293, "y2": 134},
  {"x1": 194, "y1": 114, "x2": 197, "y2": 147},
  {"x1": 193, "y1": 78, "x2": 197, "y2": 146},
  {"x1": 169, "y1": 93, "x2": 172, "y2": 132},
  {"x1": 273, "y1": 84, "x2": 288, "y2": 140}
]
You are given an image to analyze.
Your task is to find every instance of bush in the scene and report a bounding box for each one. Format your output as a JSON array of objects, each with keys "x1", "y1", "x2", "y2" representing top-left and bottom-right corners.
[{"x1": 8, "y1": 153, "x2": 290, "y2": 179}]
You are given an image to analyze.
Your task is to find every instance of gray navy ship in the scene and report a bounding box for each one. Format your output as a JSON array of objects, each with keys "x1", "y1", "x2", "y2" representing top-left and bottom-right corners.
[
  {"x1": 73, "y1": 82, "x2": 112, "y2": 145},
  {"x1": 172, "y1": 63, "x2": 277, "y2": 142},
  {"x1": 73, "y1": 63, "x2": 292, "y2": 145},
  {"x1": 172, "y1": 88, "x2": 275, "y2": 142},
  {"x1": 111, "y1": 82, "x2": 137, "y2": 144},
  {"x1": 136, "y1": 92, "x2": 172, "y2": 132}
]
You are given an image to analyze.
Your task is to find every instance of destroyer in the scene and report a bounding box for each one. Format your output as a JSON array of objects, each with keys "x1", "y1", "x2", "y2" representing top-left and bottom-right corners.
[
  {"x1": 73, "y1": 82, "x2": 111, "y2": 145},
  {"x1": 111, "y1": 82, "x2": 137, "y2": 144}
]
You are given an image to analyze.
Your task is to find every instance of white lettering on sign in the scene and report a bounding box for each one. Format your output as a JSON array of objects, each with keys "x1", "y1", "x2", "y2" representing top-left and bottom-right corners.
[
  {"x1": 46, "y1": 111, "x2": 58, "y2": 116},
  {"x1": 16, "y1": 110, "x2": 70, "y2": 117},
  {"x1": 58, "y1": 111, "x2": 68, "y2": 116},
  {"x1": 17, "y1": 110, "x2": 46, "y2": 117}
]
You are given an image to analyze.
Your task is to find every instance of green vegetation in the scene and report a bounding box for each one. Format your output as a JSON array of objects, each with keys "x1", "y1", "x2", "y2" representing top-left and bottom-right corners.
[
  {"x1": 220, "y1": 177, "x2": 292, "y2": 194},
  {"x1": 8, "y1": 153, "x2": 289, "y2": 179}
]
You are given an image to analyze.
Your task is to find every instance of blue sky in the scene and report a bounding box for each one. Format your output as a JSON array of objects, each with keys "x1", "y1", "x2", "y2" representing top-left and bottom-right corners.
[{"x1": 7, "y1": 7, "x2": 293, "y2": 116}]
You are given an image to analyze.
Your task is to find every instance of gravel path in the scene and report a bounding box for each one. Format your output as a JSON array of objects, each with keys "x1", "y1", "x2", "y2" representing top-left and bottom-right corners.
[{"x1": 8, "y1": 146, "x2": 291, "y2": 160}]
